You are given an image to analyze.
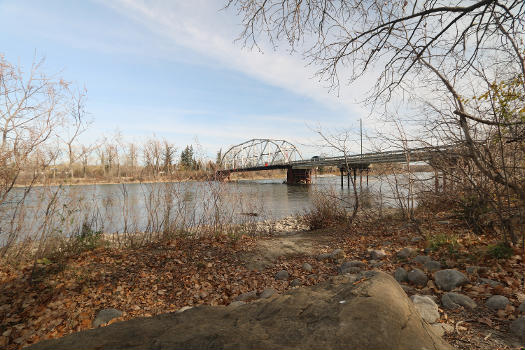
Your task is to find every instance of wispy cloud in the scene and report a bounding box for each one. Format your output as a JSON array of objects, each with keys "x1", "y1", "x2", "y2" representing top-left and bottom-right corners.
[{"x1": 99, "y1": 0, "x2": 368, "y2": 116}]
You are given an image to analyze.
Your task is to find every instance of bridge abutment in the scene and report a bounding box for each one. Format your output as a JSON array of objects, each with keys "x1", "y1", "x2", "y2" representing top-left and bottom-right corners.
[{"x1": 286, "y1": 168, "x2": 312, "y2": 184}]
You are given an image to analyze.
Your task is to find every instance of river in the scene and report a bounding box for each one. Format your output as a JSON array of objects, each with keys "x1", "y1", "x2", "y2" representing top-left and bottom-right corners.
[{"x1": 1, "y1": 173, "x2": 435, "y2": 238}]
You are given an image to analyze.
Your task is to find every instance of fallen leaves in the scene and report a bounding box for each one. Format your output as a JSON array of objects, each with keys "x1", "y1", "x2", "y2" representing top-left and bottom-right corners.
[{"x1": 0, "y1": 216, "x2": 522, "y2": 350}]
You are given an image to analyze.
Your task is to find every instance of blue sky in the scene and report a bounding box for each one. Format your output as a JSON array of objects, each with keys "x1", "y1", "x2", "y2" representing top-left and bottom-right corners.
[{"x1": 0, "y1": 0, "x2": 373, "y2": 158}]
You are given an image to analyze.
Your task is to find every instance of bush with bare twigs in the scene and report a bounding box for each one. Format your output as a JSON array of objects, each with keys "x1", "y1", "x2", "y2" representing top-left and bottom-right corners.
[{"x1": 302, "y1": 189, "x2": 348, "y2": 230}]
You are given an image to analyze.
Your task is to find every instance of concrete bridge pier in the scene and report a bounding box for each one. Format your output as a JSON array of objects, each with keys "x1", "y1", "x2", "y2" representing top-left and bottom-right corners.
[
  {"x1": 287, "y1": 168, "x2": 312, "y2": 184},
  {"x1": 340, "y1": 164, "x2": 370, "y2": 188},
  {"x1": 215, "y1": 170, "x2": 231, "y2": 182}
]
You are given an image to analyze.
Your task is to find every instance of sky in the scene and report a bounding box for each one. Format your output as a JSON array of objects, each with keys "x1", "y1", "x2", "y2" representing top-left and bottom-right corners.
[{"x1": 0, "y1": 0, "x2": 376, "y2": 159}]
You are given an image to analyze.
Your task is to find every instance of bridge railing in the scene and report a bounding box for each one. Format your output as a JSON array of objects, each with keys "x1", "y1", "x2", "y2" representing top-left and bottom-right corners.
[{"x1": 220, "y1": 144, "x2": 457, "y2": 171}]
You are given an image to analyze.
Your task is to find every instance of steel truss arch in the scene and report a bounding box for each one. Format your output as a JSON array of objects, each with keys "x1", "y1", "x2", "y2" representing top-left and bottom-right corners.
[{"x1": 221, "y1": 139, "x2": 303, "y2": 170}]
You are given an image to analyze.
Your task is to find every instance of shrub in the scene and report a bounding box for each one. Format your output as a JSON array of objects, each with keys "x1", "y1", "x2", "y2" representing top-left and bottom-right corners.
[
  {"x1": 457, "y1": 193, "x2": 490, "y2": 234},
  {"x1": 426, "y1": 233, "x2": 459, "y2": 253},
  {"x1": 302, "y1": 190, "x2": 348, "y2": 230},
  {"x1": 486, "y1": 242, "x2": 513, "y2": 259}
]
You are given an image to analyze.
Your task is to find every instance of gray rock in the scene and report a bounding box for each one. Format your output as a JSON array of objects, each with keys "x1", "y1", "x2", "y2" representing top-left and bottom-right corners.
[
  {"x1": 408, "y1": 268, "x2": 428, "y2": 287},
  {"x1": 317, "y1": 253, "x2": 332, "y2": 261},
  {"x1": 369, "y1": 249, "x2": 387, "y2": 260},
  {"x1": 518, "y1": 301, "x2": 525, "y2": 314},
  {"x1": 175, "y1": 306, "x2": 192, "y2": 314},
  {"x1": 394, "y1": 267, "x2": 409, "y2": 283},
  {"x1": 383, "y1": 241, "x2": 393, "y2": 246},
  {"x1": 339, "y1": 260, "x2": 365, "y2": 274},
  {"x1": 467, "y1": 266, "x2": 488, "y2": 275},
  {"x1": 430, "y1": 323, "x2": 454, "y2": 337},
  {"x1": 370, "y1": 260, "x2": 383, "y2": 268},
  {"x1": 397, "y1": 247, "x2": 416, "y2": 259},
  {"x1": 302, "y1": 263, "x2": 312, "y2": 272},
  {"x1": 259, "y1": 288, "x2": 277, "y2": 299},
  {"x1": 486, "y1": 295, "x2": 509, "y2": 310},
  {"x1": 433, "y1": 269, "x2": 468, "y2": 291},
  {"x1": 228, "y1": 301, "x2": 246, "y2": 308},
  {"x1": 466, "y1": 266, "x2": 480, "y2": 275},
  {"x1": 411, "y1": 237, "x2": 424, "y2": 243},
  {"x1": 479, "y1": 278, "x2": 502, "y2": 287},
  {"x1": 275, "y1": 270, "x2": 289, "y2": 280},
  {"x1": 510, "y1": 317, "x2": 525, "y2": 344},
  {"x1": 92, "y1": 308, "x2": 122, "y2": 328},
  {"x1": 340, "y1": 266, "x2": 362, "y2": 274},
  {"x1": 410, "y1": 295, "x2": 440, "y2": 323},
  {"x1": 413, "y1": 255, "x2": 431, "y2": 265},
  {"x1": 343, "y1": 274, "x2": 359, "y2": 283},
  {"x1": 307, "y1": 274, "x2": 317, "y2": 280},
  {"x1": 426, "y1": 294, "x2": 439, "y2": 304},
  {"x1": 330, "y1": 249, "x2": 345, "y2": 260},
  {"x1": 234, "y1": 291, "x2": 258, "y2": 302},
  {"x1": 26, "y1": 271, "x2": 453, "y2": 350},
  {"x1": 424, "y1": 260, "x2": 441, "y2": 272},
  {"x1": 290, "y1": 278, "x2": 302, "y2": 287},
  {"x1": 441, "y1": 292, "x2": 477, "y2": 310},
  {"x1": 401, "y1": 284, "x2": 415, "y2": 294},
  {"x1": 341, "y1": 260, "x2": 366, "y2": 268}
]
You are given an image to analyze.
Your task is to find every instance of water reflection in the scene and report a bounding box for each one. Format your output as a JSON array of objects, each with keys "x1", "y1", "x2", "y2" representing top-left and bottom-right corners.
[{"x1": 0, "y1": 173, "x2": 434, "y2": 236}]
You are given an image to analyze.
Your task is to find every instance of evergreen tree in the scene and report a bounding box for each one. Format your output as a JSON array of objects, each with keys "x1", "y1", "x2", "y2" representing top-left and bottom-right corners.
[{"x1": 180, "y1": 145, "x2": 195, "y2": 170}]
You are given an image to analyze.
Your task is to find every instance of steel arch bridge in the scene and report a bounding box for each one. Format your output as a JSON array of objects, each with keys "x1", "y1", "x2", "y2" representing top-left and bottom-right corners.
[{"x1": 220, "y1": 139, "x2": 303, "y2": 170}]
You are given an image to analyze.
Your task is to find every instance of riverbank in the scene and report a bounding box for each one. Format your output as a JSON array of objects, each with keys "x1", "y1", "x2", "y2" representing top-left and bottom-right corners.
[
  {"x1": 13, "y1": 165, "x2": 436, "y2": 188},
  {"x1": 1, "y1": 214, "x2": 523, "y2": 349}
]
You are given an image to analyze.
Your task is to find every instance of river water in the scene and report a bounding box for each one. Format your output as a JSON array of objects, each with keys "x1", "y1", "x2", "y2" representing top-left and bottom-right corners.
[{"x1": 1, "y1": 173, "x2": 435, "y2": 238}]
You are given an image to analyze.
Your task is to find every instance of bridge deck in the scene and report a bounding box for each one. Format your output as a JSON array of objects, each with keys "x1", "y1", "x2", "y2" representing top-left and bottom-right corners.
[{"x1": 219, "y1": 145, "x2": 454, "y2": 173}]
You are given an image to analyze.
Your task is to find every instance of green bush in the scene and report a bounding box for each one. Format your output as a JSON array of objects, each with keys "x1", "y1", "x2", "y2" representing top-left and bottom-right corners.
[
  {"x1": 427, "y1": 233, "x2": 459, "y2": 253},
  {"x1": 70, "y1": 223, "x2": 104, "y2": 253},
  {"x1": 487, "y1": 242, "x2": 513, "y2": 259}
]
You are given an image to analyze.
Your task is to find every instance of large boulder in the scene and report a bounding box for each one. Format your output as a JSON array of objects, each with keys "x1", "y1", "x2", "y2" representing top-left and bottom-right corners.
[{"x1": 27, "y1": 272, "x2": 452, "y2": 350}]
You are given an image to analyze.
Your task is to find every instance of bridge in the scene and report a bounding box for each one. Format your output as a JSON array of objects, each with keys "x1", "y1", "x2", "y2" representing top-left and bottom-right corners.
[{"x1": 216, "y1": 139, "x2": 455, "y2": 184}]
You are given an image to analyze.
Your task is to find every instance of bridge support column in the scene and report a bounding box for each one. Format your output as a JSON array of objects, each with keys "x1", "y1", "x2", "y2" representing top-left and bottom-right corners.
[
  {"x1": 287, "y1": 168, "x2": 312, "y2": 184},
  {"x1": 434, "y1": 170, "x2": 439, "y2": 193},
  {"x1": 214, "y1": 171, "x2": 231, "y2": 182}
]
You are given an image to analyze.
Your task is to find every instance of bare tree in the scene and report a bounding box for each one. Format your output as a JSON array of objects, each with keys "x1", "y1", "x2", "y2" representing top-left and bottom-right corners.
[
  {"x1": 228, "y1": 0, "x2": 525, "y2": 240},
  {"x1": 126, "y1": 142, "x2": 139, "y2": 178},
  {"x1": 162, "y1": 139, "x2": 176, "y2": 175},
  {"x1": 79, "y1": 142, "x2": 97, "y2": 178},
  {"x1": 58, "y1": 87, "x2": 90, "y2": 179},
  {"x1": 315, "y1": 128, "x2": 360, "y2": 224},
  {"x1": 143, "y1": 136, "x2": 163, "y2": 177},
  {"x1": 0, "y1": 56, "x2": 69, "y2": 205}
]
